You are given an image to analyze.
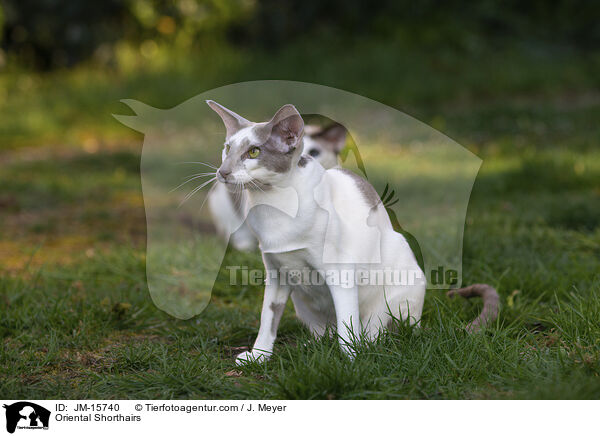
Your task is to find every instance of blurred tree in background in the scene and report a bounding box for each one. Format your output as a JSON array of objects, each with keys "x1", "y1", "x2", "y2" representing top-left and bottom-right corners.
[
  {"x1": 244, "y1": 0, "x2": 600, "y2": 49},
  {"x1": 0, "y1": 0, "x2": 598, "y2": 71},
  {"x1": 0, "y1": 0, "x2": 254, "y2": 69}
]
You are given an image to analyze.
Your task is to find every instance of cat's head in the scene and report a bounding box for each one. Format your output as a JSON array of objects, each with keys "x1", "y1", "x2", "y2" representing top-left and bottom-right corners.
[
  {"x1": 207, "y1": 100, "x2": 305, "y2": 188},
  {"x1": 303, "y1": 123, "x2": 346, "y2": 169}
]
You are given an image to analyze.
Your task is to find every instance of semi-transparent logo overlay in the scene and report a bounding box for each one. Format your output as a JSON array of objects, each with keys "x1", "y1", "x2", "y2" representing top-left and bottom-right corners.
[{"x1": 114, "y1": 81, "x2": 481, "y2": 319}]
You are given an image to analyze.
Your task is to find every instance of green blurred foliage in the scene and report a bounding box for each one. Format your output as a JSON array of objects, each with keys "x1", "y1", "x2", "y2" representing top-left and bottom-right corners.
[
  {"x1": 249, "y1": 0, "x2": 600, "y2": 48},
  {"x1": 1, "y1": 0, "x2": 599, "y2": 70},
  {"x1": 0, "y1": 0, "x2": 253, "y2": 69}
]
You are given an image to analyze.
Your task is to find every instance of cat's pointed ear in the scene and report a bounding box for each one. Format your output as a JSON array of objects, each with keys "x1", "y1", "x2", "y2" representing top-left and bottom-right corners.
[
  {"x1": 317, "y1": 123, "x2": 347, "y2": 153},
  {"x1": 266, "y1": 104, "x2": 304, "y2": 152},
  {"x1": 206, "y1": 100, "x2": 250, "y2": 139}
]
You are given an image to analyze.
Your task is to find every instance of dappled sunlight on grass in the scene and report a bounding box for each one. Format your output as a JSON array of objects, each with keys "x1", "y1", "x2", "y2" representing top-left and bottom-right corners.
[{"x1": 0, "y1": 147, "x2": 147, "y2": 271}]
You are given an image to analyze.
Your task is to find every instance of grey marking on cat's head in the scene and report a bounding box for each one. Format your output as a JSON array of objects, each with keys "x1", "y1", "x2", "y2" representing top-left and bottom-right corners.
[
  {"x1": 335, "y1": 168, "x2": 381, "y2": 208},
  {"x1": 207, "y1": 101, "x2": 305, "y2": 187},
  {"x1": 258, "y1": 133, "x2": 298, "y2": 173}
]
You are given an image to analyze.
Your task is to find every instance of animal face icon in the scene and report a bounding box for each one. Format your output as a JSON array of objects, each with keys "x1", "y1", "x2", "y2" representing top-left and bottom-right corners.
[{"x1": 3, "y1": 402, "x2": 50, "y2": 433}]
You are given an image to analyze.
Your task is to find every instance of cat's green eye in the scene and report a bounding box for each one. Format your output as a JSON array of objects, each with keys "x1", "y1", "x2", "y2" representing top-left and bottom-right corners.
[
  {"x1": 225, "y1": 144, "x2": 231, "y2": 154},
  {"x1": 248, "y1": 147, "x2": 260, "y2": 159}
]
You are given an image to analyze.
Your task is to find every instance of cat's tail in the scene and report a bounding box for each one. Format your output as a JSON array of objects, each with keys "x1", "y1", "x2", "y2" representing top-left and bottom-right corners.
[{"x1": 447, "y1": 284, "x2": 499, "y2": 332}]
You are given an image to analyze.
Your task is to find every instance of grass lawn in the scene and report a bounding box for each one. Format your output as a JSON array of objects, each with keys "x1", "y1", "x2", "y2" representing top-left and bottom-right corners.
[{"x1": 1, "y1": 40, "x2": 599, "y2": 399}]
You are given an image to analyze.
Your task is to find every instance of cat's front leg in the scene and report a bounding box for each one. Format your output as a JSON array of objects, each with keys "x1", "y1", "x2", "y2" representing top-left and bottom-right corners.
[
  {"x1": 235, "y1": 283, "x2": 291, "y2": 366},
  {"x1": 329, "y1": 283, "x2": 361, "y2": 357}
]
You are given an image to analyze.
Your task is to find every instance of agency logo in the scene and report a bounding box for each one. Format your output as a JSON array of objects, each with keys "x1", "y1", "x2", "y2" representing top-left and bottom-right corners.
[
  {"x1": 114, "y1": 80, "x2": 482, "y2": 320},
  {"x1": 3, "y1": 402, "x2": 50, "y2": 434}
]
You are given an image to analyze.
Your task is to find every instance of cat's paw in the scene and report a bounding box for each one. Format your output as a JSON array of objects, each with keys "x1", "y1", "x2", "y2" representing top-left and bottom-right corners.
[{"x1": 235, "y1": 349, "x2": 271, "y2": 366}]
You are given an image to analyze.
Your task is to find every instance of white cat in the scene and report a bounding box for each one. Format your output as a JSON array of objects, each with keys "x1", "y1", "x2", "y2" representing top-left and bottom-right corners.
[
  {"x1": 208, "y1": 123, "x2": 346, "y2": 251},
  {"x1": 206, "y1": 100, "x2": 498, "y2": 365}
]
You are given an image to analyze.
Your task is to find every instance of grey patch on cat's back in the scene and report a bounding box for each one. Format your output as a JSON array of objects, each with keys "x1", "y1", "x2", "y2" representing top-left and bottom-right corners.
[
  {"x1": 335, "y1": 168, "x2": 381, "y2": 208},
  {"x1": 269, "y1": 302, "x2": 286, "y2": 336}
]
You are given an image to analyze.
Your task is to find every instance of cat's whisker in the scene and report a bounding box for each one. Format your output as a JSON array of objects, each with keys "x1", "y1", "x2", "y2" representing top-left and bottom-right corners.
[
  {"x1": 183, "y1": 172, "x2": 217, "y2": 179},
  {"x1": 178, "y1": 177, "x2": 217, "y2": 207},
  {"x1": 170, "y1": 173, "x2": 216, "y2": 193},
  {"x1": 176, "y1": 161, "x2": 218, "y2": 170},
  {"x1": 180, "y1": 178, "x2": 216, "y2": 207},
  {"x1": 197, "y1": 180, "x2": 218, "y2": 213},
  {"x1": 232, "y1": 182, "x2": 241, "y2": 207},
  {"x1": 249, "y1": 179, "x2": 265, "y2": 193}
]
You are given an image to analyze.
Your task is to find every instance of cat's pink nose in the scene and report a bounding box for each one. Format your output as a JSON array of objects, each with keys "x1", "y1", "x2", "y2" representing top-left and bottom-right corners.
[{"x1": 218, "y1": 168, "x2": 231, "y2": 179}]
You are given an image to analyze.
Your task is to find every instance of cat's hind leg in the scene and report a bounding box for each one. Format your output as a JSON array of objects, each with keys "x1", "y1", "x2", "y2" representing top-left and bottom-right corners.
[
  {"x1": 329, "y1": 283, "x2": 361, "y2": 356},
  {"x1": 290, "y1": 290, "x2": 332, "y2": 339}
]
